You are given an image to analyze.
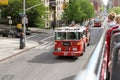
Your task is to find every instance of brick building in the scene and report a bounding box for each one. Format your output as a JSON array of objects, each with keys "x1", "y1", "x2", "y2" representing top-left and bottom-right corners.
[
  {"x1": 90, "y1": 0, "x2": 103, "y2": 15},
  {"x1": 112, "y1": 0, "x2": 120, "y2": 7}
]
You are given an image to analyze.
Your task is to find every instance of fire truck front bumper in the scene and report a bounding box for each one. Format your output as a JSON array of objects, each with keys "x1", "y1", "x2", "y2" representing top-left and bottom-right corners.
[{"x1": 53, "y1": 51, "x2": 83, "y2": 57}]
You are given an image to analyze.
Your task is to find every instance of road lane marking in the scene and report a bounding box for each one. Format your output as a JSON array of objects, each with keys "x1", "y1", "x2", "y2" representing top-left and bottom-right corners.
[
  {"x1": 36, "y1": 42, "x2": 54, "y2": 49},
  {"x1": 45, "y1": 42, "x2": 54, "y2": 49},
  {"x1": 46, "y1": 45, "x2": 54, "y2": 49},
  {"x1": 40, "y1": 35, "x2": 54, "y2": 42},
  {"x1": 36, "y1": 42, "x2": 48, "y2": 49},
  {"x1": 26, "y1": 34, "x2": 38, "y2": 39},
  {"x1": 39, "y1": 42, "x2": 51, "y2": 49}
]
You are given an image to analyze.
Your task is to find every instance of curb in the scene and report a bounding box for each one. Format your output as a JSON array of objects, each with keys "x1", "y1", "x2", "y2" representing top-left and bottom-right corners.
[
  {"x1": 0, "y1": 45, "x2": 39, "y2": 62},
  {"x1": 29, "y1": 28, "x2": 54, "y2": 34},
  {"x1": 31, "y1": 31, "x2": 48, "y2": 34}
]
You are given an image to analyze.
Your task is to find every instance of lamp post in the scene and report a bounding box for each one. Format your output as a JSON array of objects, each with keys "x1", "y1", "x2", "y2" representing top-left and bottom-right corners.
[
  {"x1": 22, "y1": 0, "x2": 43, "y2": 48},
  {"x1": 23, "y1": 0, "x2": 26, "y2": 47}
]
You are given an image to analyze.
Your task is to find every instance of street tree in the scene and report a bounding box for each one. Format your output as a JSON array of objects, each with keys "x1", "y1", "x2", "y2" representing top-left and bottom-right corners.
[
  {"x1": 62, "y1": 0, "x2": 94, "y2": 24},
  {"x1": 62, "y1": 0, "x2": 83, "y2": 23},
  {"x1": 100, "y1": 6, "x2": 104, "y2": 12},
  {"x1": 1, "y1": 0, "x2": 47, "y2": 28},
  {"x1": 109, "y1": 7, "x2": 120, "y2": 15},
  {"x1": 79, "y1": 0, "x2": 94, "y2": 20}
]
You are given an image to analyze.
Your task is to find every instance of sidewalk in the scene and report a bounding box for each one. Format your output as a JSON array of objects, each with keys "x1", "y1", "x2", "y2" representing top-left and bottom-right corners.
[
  {"x1": 0, "y1": 37, "x2": 39, "y2": 62},
  {"x1": 0, "y1": 24, "x2": 54, "y2": 62},
  {"x1": 29, "y1": 28, "x2": 54, "y2": 34}
]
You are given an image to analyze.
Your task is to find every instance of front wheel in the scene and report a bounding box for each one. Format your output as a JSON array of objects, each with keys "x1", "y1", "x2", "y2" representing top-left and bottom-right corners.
[
  {"x1": 83, "y1": 44, "x2": 85, "y2": 52},
  {"x1": 87, "y1": 37, "x2": 90, "y2": 46},
  {"x1": 106, "y1": 71, "x2": 110, "y2": 80}
]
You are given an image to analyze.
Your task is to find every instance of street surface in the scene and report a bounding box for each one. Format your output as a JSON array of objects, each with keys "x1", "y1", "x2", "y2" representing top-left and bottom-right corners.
[{"x1": 0, "y1": 27, "x2": 104, "y2": 80}]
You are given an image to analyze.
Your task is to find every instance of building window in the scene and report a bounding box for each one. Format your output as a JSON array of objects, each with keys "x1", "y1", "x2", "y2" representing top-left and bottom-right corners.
[{"x1": 46, "y1": 15, "x2": 49, "y2": 18}]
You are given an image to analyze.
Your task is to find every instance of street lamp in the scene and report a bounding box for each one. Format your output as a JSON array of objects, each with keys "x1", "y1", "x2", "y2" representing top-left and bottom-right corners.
[
  {"x1": 23, "y1": 0, "x2": 26, "y2": 47},
  {"x1": 22, "y1": 0, "x2": 43, "y2": 48}
]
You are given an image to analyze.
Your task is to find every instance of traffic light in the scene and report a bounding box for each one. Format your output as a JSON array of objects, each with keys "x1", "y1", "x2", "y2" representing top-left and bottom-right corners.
[
  {"x1": 62, "y1": 2, "x2": 67, "y2": 10},
  {"x1": 0, "y1": 0, "x2": 8, "y2": 5}
]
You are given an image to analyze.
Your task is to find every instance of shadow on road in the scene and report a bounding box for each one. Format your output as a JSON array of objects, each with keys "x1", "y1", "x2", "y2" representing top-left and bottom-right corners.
[
  {"x1": 28, "y1": 51, "x2": 77, "y2": 64},
  {"x1": 62, "y1": 75, "x2": 76, "y2": 80}
]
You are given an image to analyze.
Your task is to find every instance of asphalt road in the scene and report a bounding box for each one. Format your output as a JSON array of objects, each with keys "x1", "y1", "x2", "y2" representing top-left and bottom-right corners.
[{"x1": 0, "y1": 27, "x2": 104, "y2": 80}]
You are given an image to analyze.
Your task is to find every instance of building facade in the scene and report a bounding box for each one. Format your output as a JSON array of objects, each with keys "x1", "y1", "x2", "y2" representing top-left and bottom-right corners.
[
  {"x1": 112, "y1": 0, "x2": 120, "y2": 7},
  {"x1": 90, "y1": 0, "x2": 103, "y2": 15},
  {"x1": 42, "y1": 0, "x2": 53, "y2": 28},
  {"x1": 49, "y1": 0, "x2": 69, "y2": 27},
  {"x1": 56, "y1": 0, "x2": 69, "y2": 26}
]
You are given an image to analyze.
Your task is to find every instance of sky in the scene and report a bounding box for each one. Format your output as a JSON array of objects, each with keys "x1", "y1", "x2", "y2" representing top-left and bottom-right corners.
[{"x1": 102, "y1": 0, "x2": 109, "y2": 6}]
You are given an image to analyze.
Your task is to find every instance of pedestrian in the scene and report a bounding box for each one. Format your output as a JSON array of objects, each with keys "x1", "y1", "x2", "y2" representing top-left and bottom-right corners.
[
  {"x1": 52, "y1": 20, "x2": 56, "y2": 30},
  {"x1": 115, "y1": 14, "x2": 120, "y2": 27},
  {"x1": 69, "y1": 21, "x2": 76, "y2": 27},
  {"x1": 19, "y1": 29, "x2": 24, "y2": 49},
  {"x1": 107, "y1": 12, "x2": 116, "y2": 28}
]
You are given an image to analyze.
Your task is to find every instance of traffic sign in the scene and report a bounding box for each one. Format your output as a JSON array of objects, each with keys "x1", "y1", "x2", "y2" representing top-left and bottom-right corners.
[
  {"x1": 9, "y1": 19, "x2": 12, "y2": 25},
  {"x1": 0, "y1": 0, "x2": 8, "y2": 5},
  {"x1": 62, "y1": 2, "x2": 67, "y2": 10},
  {"x1": 19, "y1": 13, "x2": 24, "y2": 17}
]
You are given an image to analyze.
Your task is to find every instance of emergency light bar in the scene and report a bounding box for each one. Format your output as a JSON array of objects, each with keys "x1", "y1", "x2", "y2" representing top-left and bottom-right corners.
[{"x1": 55, "y1": 26, "x2": 85, "y2": 32}]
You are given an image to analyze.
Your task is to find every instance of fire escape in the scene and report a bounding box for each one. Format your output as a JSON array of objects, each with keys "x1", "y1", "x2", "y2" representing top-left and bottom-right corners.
[{"x1": 49, "y1": 0, "x2": 56, "y2": 27}]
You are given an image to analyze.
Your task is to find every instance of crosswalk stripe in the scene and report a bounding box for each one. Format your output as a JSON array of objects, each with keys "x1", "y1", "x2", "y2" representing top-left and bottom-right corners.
[
  {"x1": 26, "y1": 33, "x2": 38, "y2": 39},
  {"x1": 45, "y1": 42, "x2": 54, "y2": 49},
  {"x1": 36, "y1": 42, "x2": 54, "y2": 49}
]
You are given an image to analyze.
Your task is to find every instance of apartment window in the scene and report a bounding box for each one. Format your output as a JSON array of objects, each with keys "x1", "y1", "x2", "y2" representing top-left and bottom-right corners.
[
  {"x1": 57, "y1": 7, "x2": 61, "y2": 10},
  {"x1": 46, "y1": 15, "x2": 49, "y2": 18}
]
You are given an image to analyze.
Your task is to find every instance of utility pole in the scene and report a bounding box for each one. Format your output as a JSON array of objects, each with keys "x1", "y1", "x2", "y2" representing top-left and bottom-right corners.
[
  {"x1": 22, "y1": 0, "x2": 43, "y2": 48},
  {"x1": 25, "y1": 3, "x2": 43, "y2": 11},
  {"x1": 23, "y1": 0, "x2": 26, "y2": 47}
]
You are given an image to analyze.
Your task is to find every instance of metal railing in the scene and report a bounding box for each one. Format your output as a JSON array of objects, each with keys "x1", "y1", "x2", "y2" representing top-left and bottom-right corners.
[
  {"x1": 74, "y1": 27, "x2": 120, "y2": 80},
  {"x1": 110, "y1": 29, "x2": 120, "y2": 55},
  {"x1": 74, "y1": 29, "x2": 107, "y2": 80},
  {"x1": 111, "y1": 43, "x2": 120, "y2": 80},
  {"x1": 110, "y1": 29, "x2": 120, "y2": 80}
]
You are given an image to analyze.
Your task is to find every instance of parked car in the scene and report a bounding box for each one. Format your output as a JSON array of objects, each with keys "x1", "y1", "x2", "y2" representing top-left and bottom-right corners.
[
  {"x1": 26, "y1": 29, "x2": 31, "y2": 35},
  {"x1": 1, "y1": 28, "x2": 20, "y2": 38},
  {"x1": 94, "y1": 19, "x2": 102, "y2": 27},
  {"x1": 0, "y1": 27, "x2": 31, "y2": 38},
  {"x1": 88, "y1": 20, "x2": 94, "y2": 27}
]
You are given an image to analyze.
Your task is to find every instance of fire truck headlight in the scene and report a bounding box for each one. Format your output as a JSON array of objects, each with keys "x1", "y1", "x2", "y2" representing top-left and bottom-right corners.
[
  {"x1": 73, "y1": 48, "x2": 77, "y2": 51},
  {"x1": 77, "y1": 42, "x2": 80, "y2": 45},
  {"x1": 54, "y1": 42, "x2": 57, "y2": 45},
  {"x1": 57, "y1": 48, "x2": 61, "y2": 51}
]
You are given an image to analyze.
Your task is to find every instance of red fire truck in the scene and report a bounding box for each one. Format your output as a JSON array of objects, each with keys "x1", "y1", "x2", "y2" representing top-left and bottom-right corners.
[{"x1": 53, "y1": 25, "x2": 90, "y2": 57}]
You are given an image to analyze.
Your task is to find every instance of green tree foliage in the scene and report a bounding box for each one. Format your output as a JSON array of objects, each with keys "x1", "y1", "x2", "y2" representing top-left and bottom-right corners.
[
  {"x1": 62, "y1": 0, "x2": 82, "y2": 23},
  {"x1": 109, "y1": 7, "x2": 120, "y2": 15},
  {"x1": 62, "y1": 0, "x2": 95, "y2": 23},
  {"x1": 100, "y1": 6, "x2": 104, "y2": 12},
  {"x1": 79, "y1": 0, "x2": 94, "y2": 20},
  {"x1": 1, "y1": 0, "x2": 47, "y2": 28}
]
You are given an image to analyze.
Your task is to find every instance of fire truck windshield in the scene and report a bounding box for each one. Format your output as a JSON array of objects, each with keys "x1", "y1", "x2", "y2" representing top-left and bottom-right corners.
[{"x1": 55, "y1": 32, "x2": 81, "y2": 40}]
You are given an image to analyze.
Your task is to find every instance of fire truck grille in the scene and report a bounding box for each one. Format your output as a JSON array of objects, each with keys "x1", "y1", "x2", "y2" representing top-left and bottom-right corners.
[{"x1": 63, "y1": 42, "x2": 71, "y2": 46}]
